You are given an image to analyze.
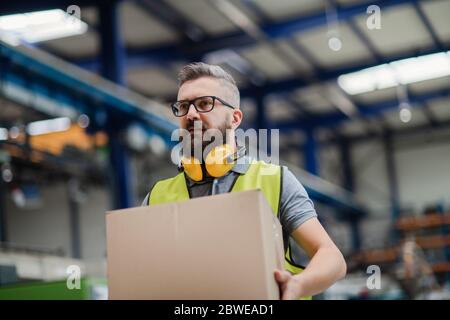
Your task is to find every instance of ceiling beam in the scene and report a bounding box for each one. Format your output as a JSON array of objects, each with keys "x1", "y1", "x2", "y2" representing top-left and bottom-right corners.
[
  {"x1": 273, "y1": 87, "x2": 450, "y2": 130},
  {"x1": 240, "y1": 44, "x2": 450, "y2": 96},
  {"x1": 135, "y1": 0, "x2": 205, "y2": 43},
  {"x1": 0, "y1": 0, "x2": 116, "y2": 15},
  {"x1": 412, "y1": 1, "x2": 444, "y2": 51},
  {"x1": 71, "y1": 0, "x2": 418, "y2": 69}
]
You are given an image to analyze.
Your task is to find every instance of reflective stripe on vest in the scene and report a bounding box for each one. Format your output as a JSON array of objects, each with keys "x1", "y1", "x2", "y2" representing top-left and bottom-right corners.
[{"x1": 149, "y1": 160, "x2": 312, "y2": 299}]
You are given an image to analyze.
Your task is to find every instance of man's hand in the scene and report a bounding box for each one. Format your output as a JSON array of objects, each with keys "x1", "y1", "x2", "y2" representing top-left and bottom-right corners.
[{"x1": 274, "y1": 269, "x2": 304, "y2": 300}]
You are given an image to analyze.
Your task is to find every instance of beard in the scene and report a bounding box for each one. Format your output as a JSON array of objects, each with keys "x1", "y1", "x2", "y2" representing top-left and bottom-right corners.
[{"x1": 180, "y1": 115, "x2": 233, "y2": 160}]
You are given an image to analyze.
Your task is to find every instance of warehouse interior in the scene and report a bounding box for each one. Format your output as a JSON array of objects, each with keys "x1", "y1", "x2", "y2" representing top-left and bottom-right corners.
[{"x1": 0, "y1": 0, "x2": 450, "y2": 300}]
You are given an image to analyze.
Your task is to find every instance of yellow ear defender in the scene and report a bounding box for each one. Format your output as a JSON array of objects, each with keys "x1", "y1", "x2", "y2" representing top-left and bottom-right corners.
[{"x1": 181, "y1": 145, "x2": 245, "y2": 181}]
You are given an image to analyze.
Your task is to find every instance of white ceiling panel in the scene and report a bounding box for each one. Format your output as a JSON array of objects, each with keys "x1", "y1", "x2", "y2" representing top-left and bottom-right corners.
[
  {"x1": 338, "y1": 118, "x2": 369, "y2": 136},
  {"x1": 121, "y1": 2, "x2": 179, "y2": 47},
  {"x1": 336, "y1": 0, "x2": 372, "y2": 5},
  {"x1": 240, "y1": 44, "x2": 296, "y2": 80},
  {"x1": 80, "y1": 6, "x2": 98, "y2": 26},
  {"x1": 340, "y1": 116, "x2": 386, "y2": 137},
  {"x1": 421, "y1": 0, "x2": 450, "y2": 44},
  {"x1": 216, "y1": 62, "x2": 248, "y2": 87},
  {"x1": 293, "y1": 85, "x2": 336, "y2": 114},
  {"x1": 295, "y1": 23, "x2": 374, "y2": 68},
  {"x1": 266, "y1": 97, "x2": 298, "y2": 122},
  {"x1": 354, "y1": 5, "x2": 434, "y2": 56},
  {"x1": 273, "y1": 39, "x2": 315, "y2": 75},
  {"x1": 127, "y1": 67, "x2": 179, "y2": 97},
  {"x1": 165, "y1": 0, "x2": 238, "y2": 35},
  {"x1": 42, "y1": 31, "x2": 99, "y2": 58},
  {"x1": 227, "y1": 0, "x2": 263, "y2": 25},
  {"x1": 255, "y1": 0, "x2": 325, "y2": 21},
  {"x1": 352, "y1": 87, "x2": 397, "y2": 105},
  {"x1": 408, "y1": 76, "x2": 450, "y2": 94},
  {"x1": 428, "y1": 98, "x2": 450, "y2": 120}
]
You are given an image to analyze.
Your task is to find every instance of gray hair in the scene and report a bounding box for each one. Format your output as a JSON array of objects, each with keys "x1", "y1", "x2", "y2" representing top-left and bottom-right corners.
[{"x1": 177, "y1": 62, "x2": 240, "y2": 108}]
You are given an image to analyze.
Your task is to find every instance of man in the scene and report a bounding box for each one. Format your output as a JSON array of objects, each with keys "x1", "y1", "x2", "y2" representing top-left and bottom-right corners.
[{"x1": 142, "y1": 62, "x2": 346, "y2": 300}]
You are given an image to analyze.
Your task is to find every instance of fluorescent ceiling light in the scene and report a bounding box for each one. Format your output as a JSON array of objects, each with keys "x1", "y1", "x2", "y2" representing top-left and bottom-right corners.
[
  {"x1": 0, "y1": 9, "x2": 88, "y2": 44},
  {"x1": 338, "y1": 52, "x2": 450, "y2": 95},
  {"x1": 27, "y1": 117, "x2": 71, "y2": 136}
]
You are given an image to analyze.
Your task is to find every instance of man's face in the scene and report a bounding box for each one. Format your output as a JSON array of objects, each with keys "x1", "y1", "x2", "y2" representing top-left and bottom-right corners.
[{"x1": 177, "y1": 77, "x2": 242, "y2": 153}]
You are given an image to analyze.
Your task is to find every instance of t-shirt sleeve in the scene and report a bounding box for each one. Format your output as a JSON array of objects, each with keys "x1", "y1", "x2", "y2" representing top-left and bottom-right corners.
[{"x1": 279, "y1": 166, "x2": 318, "y2": 235}]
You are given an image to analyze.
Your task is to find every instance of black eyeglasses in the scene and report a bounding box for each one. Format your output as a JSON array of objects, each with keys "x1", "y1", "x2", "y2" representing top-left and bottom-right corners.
[{"x1": 171, "y1": 95, "x2": 235, "y2": 117}]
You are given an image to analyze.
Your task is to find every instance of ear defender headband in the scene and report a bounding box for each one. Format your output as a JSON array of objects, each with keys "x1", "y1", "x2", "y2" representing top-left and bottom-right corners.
[{"x1": 181, "y1": 145, "x2": 245, "y2": 182}]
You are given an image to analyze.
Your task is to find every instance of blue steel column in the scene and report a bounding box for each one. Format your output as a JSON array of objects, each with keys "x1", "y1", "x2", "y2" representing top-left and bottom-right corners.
[
  {"x1": 340, "y1": 138, "x2": 361, "y2": 251},
  {"x1": 383, "y1": 131, "x2": 400, "y2": 246},
  {"x1": 99, "y1": 0, "x2": 133, "y2": 209},
  {"x1": 255, "y1": 93, "x2": 270, "y2": 155},
  {"x1": 255, "y1": 94, "x2": 265, "y2": 128},
  {"x1": 0, "y1": 178, "x2": 7, "y2": 242},
  {"x1": 0, "y1": 49, "x2": 8, "y2": 243},
  {"x1": 304, "y1": 128, "x2": 319, "y2": 175},
  {"x1": 383, "y1": 132, "x2": 400, "y2": 222},
  {"x1": 67, "y1": 180, "x2": 81, "y2": 258}
]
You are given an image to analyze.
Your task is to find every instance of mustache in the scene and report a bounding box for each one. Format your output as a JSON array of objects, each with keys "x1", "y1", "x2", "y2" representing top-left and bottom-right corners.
[{"x1": 185, "y1": 121, "x2": 207, "y2": 131}]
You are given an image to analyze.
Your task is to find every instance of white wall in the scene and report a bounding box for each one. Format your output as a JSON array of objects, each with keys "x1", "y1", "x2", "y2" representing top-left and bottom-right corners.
[
  {"x1": 79, "y1": 186, "x2": 110, "y2": 260},
  {"x1": 6, "y1": 183, "x2": 110, "y2": 263},
  {"x1": 4, "y1": 151, "x2": 183, "y2": 269},
  {"x1": 314, "y1": 141, "x2": 393, "y2": 251},
  {"x1": 395, "y1": 140, "x2": 450, "y2": 213},
  {"x1": 352, "y1": 140, "x2": 391, "y2": 216},
  {"x1": 324, "y1": 131, "x2": 450, "y2": 250},
  {"x1": 350, "y1": 134, "x2": 450, "y2": 216},
  {"x1": 319, "y1": 145, "x2": 343, "y2": 187},
  {"x1": 6, "y1": 183, "x2": 72, "y2": 255},
  {"x1": 292, "y1": 128, "x2": 450, "y2": 252}
]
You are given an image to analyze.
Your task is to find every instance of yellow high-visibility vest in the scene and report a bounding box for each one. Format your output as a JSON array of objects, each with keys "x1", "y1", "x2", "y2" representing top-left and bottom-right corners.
[{"x1": 149, "y1": 160, "x2": 312, "y2": 299}]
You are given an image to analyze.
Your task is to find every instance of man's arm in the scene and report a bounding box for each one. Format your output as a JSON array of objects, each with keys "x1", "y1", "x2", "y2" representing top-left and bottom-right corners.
[
  {"x1": 275, "y1": 217, "x2": 347, "y2": 299},
  {"x1": 275, "y1": 166, "x2": 346, "y2": 299}
]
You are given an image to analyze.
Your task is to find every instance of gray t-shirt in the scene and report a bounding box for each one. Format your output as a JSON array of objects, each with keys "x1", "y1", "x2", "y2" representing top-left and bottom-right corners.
[{"x1": 142, "y1": 157, "x2": 317, "y2": 252}]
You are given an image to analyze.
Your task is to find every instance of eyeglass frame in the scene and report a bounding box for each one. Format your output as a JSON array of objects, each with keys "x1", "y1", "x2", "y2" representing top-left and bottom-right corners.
[{"x1": 170, "y1": 95, "x2": 235, "y2": 117}]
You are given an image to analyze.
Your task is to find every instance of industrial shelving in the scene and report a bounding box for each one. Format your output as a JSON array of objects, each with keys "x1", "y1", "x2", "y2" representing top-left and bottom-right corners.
[{"x1": 354, "y1": 212, "x2": 450, "y2": 278}]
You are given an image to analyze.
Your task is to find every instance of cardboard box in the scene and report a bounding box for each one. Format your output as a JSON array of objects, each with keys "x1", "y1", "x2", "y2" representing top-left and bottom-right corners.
[{"x1": 106, "y1": 190, "x2": 285, "y2": 300}]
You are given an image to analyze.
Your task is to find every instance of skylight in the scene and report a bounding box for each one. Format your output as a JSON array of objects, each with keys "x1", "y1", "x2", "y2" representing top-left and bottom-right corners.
[
  {"x1": 338, "y1": 52, "x2": 450, "y2": 95},
  {"x1": 0, "y1": 9, "x2": 88, "y2": 45}
]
